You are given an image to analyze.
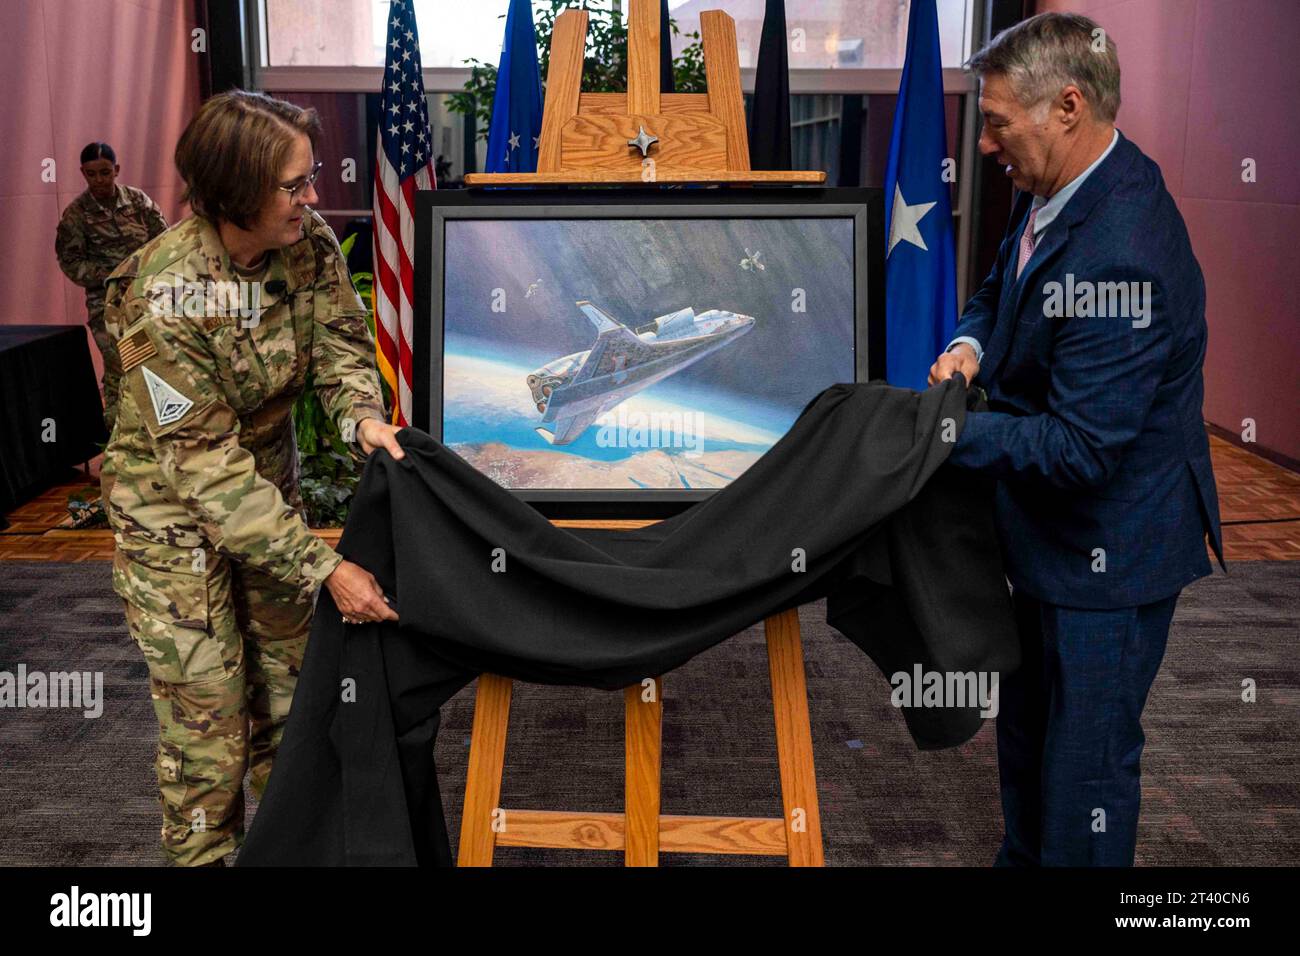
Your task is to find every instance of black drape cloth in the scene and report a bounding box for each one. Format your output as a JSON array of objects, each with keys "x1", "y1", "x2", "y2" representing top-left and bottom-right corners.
[
  {"x1": 0, "y1": 325, "x2": 107, "y2": 517},
  {"x1": 239, "y1": 378, "x2": 1017, "y2": 866}
]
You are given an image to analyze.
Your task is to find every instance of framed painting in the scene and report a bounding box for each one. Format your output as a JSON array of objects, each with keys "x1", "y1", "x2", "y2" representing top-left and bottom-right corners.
[{"x1": 414, "y1": 187, "x2": 884, "y2": 517}]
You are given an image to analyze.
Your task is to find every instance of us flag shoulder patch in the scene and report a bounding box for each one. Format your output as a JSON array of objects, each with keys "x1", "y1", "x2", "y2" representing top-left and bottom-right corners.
[{"x1": 118, "y1": 329, "x2": 157, "y2": 372}]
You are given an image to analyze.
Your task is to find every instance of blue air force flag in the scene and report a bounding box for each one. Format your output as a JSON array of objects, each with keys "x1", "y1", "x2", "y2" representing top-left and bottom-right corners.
[
  {"x1": 883, "y1": 0, "x2": 958, "y2": 390},
  {"x1": 486, "y1": 0, "x2": 544, "y2": 174}
]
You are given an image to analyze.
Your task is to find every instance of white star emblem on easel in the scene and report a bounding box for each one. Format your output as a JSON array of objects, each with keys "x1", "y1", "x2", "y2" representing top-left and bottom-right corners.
[
  {"x1": 627, "y1": 125, "x2": 659, "y2": 157},
  {"x1": 508, "y1": 131, "x2": 520, "y2": 151},
  {"x1": 887, "y1": 183, "x2": 937, "y2": 256}
]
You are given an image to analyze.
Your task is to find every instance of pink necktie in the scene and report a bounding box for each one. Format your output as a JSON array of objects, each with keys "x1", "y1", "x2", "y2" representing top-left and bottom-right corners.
[{"x1": 1016, "y1": 205, "x2": 1039, "y2": 278}]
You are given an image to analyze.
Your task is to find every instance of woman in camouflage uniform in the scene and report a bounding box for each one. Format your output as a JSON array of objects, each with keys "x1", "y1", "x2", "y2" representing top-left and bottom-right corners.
[
  {"x1": 55, "y1": 142, "x2": 168, "y2": 429},
  {"x1": 100, "y1": 91, "x2": 402, "y2": 866}
]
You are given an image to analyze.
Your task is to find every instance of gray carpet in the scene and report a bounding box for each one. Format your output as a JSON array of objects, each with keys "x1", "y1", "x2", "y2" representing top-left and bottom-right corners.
[{"x1": 0, "y1": 560, "x2": 1295, "y2": 866}]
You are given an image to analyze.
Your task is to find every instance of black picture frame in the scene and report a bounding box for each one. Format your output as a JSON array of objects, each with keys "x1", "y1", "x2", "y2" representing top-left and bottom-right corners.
[{"x1": 414, "y1": 186, "x2": 885, "y2": 519}]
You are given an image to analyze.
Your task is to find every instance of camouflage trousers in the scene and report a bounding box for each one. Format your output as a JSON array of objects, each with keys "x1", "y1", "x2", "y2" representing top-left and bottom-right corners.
[
  {"x1": 117, "y1": 548, "x2": 312, "y2": 866},
  {"x1": 87, "y1": 303, "x2": 122, "y2": 432}
]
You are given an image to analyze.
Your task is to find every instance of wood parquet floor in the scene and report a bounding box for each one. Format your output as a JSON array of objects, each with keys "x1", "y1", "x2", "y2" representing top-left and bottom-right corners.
[{"x1": 2, "y1": 434, "x2": 1297, "y2": 562}]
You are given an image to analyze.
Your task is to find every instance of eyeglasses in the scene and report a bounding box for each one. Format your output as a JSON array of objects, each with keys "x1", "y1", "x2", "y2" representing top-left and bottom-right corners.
[{"x1": 276, "y1": 160, "x2": 323, "y2": 200}]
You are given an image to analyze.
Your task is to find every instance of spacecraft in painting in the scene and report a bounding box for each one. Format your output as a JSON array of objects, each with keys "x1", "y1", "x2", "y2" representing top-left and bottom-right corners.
[{"x1": 526, "y1": 300, "x2": 755, "y2": 445}]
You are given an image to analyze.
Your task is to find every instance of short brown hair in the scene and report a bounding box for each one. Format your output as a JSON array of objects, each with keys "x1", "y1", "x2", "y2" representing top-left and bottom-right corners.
[
  {"x1": 968, "y1": 12, "x2": 1121, "y2": 123},
  {"x1": 175, "y1": 90, "x2": 322, "y2": 229}
]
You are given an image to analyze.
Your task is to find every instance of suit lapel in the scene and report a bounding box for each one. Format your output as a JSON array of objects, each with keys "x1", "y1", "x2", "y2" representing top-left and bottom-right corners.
[{"x1": 979, "y1": 194, "x2": 1031, "y2": 380}]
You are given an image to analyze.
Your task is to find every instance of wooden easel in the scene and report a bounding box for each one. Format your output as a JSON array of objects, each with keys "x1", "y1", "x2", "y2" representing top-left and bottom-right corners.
[
  {"x1": 456, "y1": 0, "x2": 825, "y2": 866},
  {"x1": 464, "y1": 0, "x2": 825, "y2": 186}
]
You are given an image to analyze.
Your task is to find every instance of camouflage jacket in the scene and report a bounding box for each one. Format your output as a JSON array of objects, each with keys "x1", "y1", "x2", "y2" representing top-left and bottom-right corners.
[
  {"x1": 101, "y1": 210, "x2": 386, "y2": 597},
  {"x1": 55, "y1": 184, "x2": 167, "y2": 315}
]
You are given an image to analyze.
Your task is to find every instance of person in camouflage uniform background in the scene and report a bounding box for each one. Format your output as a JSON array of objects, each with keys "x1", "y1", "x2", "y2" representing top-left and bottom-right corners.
[
  {"x1": 101, "y1": 91, "x2": 403, "y2": 867},
  {"x1": 55, "y1": 142, "x2": 167, "y2": 430}
]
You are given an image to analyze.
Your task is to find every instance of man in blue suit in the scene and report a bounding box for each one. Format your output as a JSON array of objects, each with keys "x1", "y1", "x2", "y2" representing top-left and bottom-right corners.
[{"x1": 929, "y1": 12, "x2": 1224, "y2": 866}]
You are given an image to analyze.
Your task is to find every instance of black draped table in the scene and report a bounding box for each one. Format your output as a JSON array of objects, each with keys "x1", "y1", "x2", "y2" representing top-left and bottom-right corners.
[{"x1": 0, "y1": 325, "x2": 107, "y2": 518}]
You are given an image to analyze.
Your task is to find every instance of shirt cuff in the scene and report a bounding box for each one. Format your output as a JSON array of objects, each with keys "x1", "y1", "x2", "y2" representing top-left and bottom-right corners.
[
  {"x1": 947, "y1": 336, "x2": 984, "y2": 365},
  {"x1": 343, "y1": 405, "x2": 388, "y2": 460},
  {"x1": 297, "y1": 536, "x2": 344, "y2": 596}
]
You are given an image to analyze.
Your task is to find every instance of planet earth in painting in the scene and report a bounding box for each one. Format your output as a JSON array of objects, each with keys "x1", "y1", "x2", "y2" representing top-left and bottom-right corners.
[{"x1": 443, "y1": 344, "x2": 785, "y2": 490}]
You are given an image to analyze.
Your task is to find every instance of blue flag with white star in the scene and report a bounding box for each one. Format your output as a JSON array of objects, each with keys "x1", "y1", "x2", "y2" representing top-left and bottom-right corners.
[
  {"x1": 883, "y1": 0, "x2": 957, "y2": 390},
  {"x1": 486, "y1": 0, "x2": 543, "y2": 174}
]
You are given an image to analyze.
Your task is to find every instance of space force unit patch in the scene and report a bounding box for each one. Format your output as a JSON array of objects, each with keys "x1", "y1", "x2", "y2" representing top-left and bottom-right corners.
[{"x1": 141, "y1": 367, "x2": 194, "y2": 426}]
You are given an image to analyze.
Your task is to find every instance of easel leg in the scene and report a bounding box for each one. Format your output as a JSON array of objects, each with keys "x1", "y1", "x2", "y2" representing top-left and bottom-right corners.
[
  {"x1": 624, "y1": 676, "x2": 663, "y2": 866},
  {"x1": 457, "y1": 673, "x2": 513, "y2": 866},
  {"x1": 765, "y1": 608, "x2": 825, "y2": 866}
]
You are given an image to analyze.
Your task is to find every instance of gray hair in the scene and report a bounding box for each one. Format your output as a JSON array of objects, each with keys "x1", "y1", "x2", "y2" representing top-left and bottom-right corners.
[{"x1": 967, "y1": 12, "x2": 1121, "y2": 122}]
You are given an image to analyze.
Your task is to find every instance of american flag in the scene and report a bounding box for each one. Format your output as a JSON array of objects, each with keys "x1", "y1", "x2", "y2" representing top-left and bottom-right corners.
[{"x1": 373, "y1": 0, "x2": 435, "y2": 427}]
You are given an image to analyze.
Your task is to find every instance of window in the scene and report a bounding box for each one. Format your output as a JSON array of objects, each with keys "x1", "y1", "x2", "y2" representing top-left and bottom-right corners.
[
  {"x1": 265, "y1": 0, "x2": 495, "y2": 67},
  {"x1": 261, "y1": 0, "x2": 974, "y2": 71},
  {"x1": 265, "y1": 0, "x2": 613, "y2": 68},
  {"x1": 668, "y1": 0, "x2": 974, "y2": 70},
  {"x1": 787, "y1": 94, "x2": 843, "y2": 182}
]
